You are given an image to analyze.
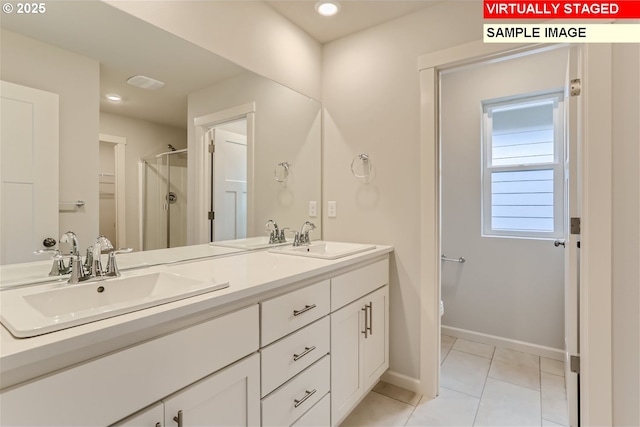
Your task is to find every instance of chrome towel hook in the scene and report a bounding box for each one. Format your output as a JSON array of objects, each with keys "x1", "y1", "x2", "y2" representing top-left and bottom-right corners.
[
  {"x1": 351, "y1": 153, "x2": 373, "y2": 181},
  {"x1": 274, "y1": 161, "x2": 290, "y2": 182}
]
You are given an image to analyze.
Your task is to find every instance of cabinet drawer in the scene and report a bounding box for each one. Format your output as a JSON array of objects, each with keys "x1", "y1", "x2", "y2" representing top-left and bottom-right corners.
[
  {"x1": 291, "y1": 393, "x2": 330, "y2": 427},
  {"x1": 331, "y1": 259, "x2": 388, "y2": 310},
  {"x1": 261, "y1": 317, "x2": 329, "y2": 397},
  {"x1": 261, "y1": 356, "x2": 330, "y2": 427},
  {"x1": 261, "y1": 280, "x2": 330, "y2": 345}
]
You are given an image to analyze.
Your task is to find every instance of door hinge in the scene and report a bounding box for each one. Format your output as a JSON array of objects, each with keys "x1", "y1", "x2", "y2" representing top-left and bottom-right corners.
[
  {"x1": 208, "y1": 211, "x2": 215, "y2": 220},
  {"x1": 208, "y1": 143, "x2": 215, "y2": 154},
  {"x1": 571, "y1": 217, "x2": 581, "y2": 235},
  {"x1": 570, "y1": 78, "x2": 581, "y2": 96},
  {"x1": 570, "y1": 355, "x2": 580, "y2": 374}
]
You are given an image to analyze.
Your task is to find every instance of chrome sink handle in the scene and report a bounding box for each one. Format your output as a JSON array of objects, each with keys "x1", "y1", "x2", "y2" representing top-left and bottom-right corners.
[
  {"x1": 106, "y1": 248, "x2": 133, "y2": 277},
  {"x1": 279, "y1": 227, "x2": 290, "y2": 243},
  {"x1": 92, "y1": 236, "x2": 114, "y2": 276},
  {"x1": 34, "y1": 248, "x2": 67, "y2": 276}
]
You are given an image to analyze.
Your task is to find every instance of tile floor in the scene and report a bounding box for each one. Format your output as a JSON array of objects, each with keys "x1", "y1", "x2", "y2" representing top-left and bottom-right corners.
[{"x1": 341, "y1": 335, "x2": 569, "y2": 427}]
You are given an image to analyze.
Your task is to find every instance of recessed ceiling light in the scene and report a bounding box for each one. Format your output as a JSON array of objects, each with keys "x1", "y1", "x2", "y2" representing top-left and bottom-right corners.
[
  {"x1": 315, "y1": 1, "x2": 340, "y2": 16},
  {"x1": 127, "y1": 75, "x2": 165, "y2": 90},
  {"x1": 105, "y1": 94, "x2": 122, "y2": 102}
]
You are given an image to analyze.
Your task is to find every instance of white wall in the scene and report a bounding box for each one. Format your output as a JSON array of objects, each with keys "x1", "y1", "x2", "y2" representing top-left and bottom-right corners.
[
  {"x1": 440, "y1": 48, "x2": 568, "y2": 350},
  {"x1": 188, "y1": 72, "x2": 322, "y2": 243},
  {"x1": 99, "y1": 112, "x2": 186, "y2": 252},
  {"x1": 322, "y1": 1, "x2": 484, "y2": 381},
  {"x1": 1, "y1": 29, "x2": 99, "y2": 248},
  {"x1": 611, "y1": 42, "x2": 640, "y2": 427},
  {"x1": 105, "y1": 0, "x2": 322, "y2": 101}
]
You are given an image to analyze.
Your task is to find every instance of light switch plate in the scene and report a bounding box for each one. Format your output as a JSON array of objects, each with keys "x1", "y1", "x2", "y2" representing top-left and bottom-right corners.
[
  {"x1": 328, "y1": 201, "x2": 337, "y2": 218},
  {"x1": 309, "y1": 201, "x2": 317, "y2": 217}
]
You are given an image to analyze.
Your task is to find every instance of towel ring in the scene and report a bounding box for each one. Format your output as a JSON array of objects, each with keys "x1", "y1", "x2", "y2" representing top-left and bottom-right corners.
[
  {"x1": 351, "y1": 153, "x2": 373, "y2": 180},
  {"x1": 274, "y1": 162, "x2": 291, "y2": 182}
]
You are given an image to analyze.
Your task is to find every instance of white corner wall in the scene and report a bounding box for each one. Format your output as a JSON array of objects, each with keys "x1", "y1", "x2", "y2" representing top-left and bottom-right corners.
[
  {"x1": 99, "y1": 112, "x2": 187, "y2": 252},
  {"x1": 1, "y1": 29, "x2": 100, "y2": 247},
  {"x1": 321, "y1": 1, "x2": 484, "y2": 382},
  {"x1": 105, "y1": 0, "x2": 322, "y2": 101}
]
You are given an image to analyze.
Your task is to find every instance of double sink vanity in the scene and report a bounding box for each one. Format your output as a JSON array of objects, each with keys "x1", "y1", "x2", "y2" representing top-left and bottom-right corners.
[{"x1": 0, "y1": 240, "x2": 392, "y2": 427}]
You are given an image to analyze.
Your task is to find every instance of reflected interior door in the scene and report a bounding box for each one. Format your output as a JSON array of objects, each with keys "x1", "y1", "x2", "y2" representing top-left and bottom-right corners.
[
  {"x1": 0, "y1": 81, "x2": 58, "y2": 264},
  {"x1": 211, "y1": 128, "x2": 247, "y2": 242}
]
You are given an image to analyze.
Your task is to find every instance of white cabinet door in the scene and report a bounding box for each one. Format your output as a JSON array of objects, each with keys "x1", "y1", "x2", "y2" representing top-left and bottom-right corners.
[
  {"x1": 111, "y1": 403, "x2": 164, "y2": 427},
  {"x1": 164, "y1": 354, "x2": 260, "y2": 427},
  {"x1": 330, "y1": 298, "x2": 365, "y2": 426},
  {"x1": 330, "y1": 285, "x2": 389, "y2": 426},
  {"x1": 0, "y1": 80, "x2": 58, "y2": 264},
  {"x1": 363, "y1": 286, "x2": 389, "y2": 390}
]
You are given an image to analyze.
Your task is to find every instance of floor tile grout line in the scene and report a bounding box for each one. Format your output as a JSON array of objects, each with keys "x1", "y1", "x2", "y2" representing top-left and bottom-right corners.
[
  {"x1": 402, "y1": 395, "x2": 423, "y2": 427},
  {"x1": 486, "y1": 372, "x2": 542, "y2": 393},
  {"x1": 471, "y1": 345, "x2": 494, "y2": 426},
  {"x1": 370, "y1": 389, "x2": 421, "y2": 408}
]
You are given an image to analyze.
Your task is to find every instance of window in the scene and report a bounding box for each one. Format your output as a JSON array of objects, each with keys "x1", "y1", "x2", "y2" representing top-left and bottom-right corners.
[{"x1": 482, "y1": 92, "x2": 565, "y2": 239}]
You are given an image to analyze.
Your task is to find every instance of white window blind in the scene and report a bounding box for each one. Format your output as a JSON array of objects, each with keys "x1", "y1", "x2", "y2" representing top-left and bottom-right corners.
[{"x1": 482, "y1": 93, "x2": 564, "y2": 238}]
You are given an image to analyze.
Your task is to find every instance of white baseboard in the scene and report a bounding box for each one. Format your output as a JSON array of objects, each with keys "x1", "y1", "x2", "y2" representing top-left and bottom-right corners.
[
  {"x1": 441, "y1": 325, "x2": 565, "y2": 361},
  {"x1": 380, "y1": 370, "x2": 422, "y2": 394}
]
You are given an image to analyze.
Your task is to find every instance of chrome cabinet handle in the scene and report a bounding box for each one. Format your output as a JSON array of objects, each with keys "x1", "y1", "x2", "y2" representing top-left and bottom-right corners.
[
  {"x1": 293, "y1": 345, "x2": 316, "y2": 361},
  {"x1": 173, "y1": 410, "x2": 183, "y2": 427},
  {"x1": 294, "y1": 389, "x2": 317, "y2": 408},
  {"x1": 293, "y1": 304, "x2": 317, "y2": 317},
  {"x1": 367, "y1": 302, "x2": 373, "y2": 335},
  {"x1": 362, "y1": 305, "x2": 368, "y2": 338}
]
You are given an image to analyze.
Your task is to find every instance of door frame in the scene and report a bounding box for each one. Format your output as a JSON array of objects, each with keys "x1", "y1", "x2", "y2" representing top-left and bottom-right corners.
[
  {"x1": 98, "y1": 133, "x2": 127, "y2": 248},
  {"x1": 191, "y1": 103, "x2": 255, "y2": 244},
  {"x1": 418, "y1": 40, "x2": 613, "y2": 426}
]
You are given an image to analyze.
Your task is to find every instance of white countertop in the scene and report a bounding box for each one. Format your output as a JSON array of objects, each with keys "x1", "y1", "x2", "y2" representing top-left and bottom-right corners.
[{"x1": 0, "y1": 243, "x2": 392, "y2": 389}]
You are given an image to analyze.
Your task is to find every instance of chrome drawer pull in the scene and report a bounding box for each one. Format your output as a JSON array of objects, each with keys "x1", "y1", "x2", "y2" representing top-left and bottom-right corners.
[
  {"x1": 293, "y1": 345, "x2": 317, "y2": 361},
  {"x1": 173, "y1": 410, "x2": 183, "y2": 427},
  {"x1": 294, "y1": 388, "x2": 317, "y2": 408},
  {"x1": 367, "y1": 302, "x2": 373, "y2": 335},
  {"x1": 361, "y1": 305, "x2": 368, "y2": 338},
  {"x1": 293, "y1": 304, "x2": 317, "y2": 316}
]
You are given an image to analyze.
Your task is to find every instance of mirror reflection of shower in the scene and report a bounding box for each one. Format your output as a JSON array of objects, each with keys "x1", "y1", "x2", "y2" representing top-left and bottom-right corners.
[{"x1": 141, "y1": 147, "x2": 188, "y2": 250}]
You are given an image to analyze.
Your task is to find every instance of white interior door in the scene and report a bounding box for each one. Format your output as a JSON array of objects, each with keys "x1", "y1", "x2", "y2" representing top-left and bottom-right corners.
[
  {"x1": 212, "y1": 128, "x2": 247, "y2": 242},
  {"x1": 0, "y1": 80, "x2": 59, "y2": 264},
  {"x1": 564, "y1": 46, "x2": 581, "y2": 427}
]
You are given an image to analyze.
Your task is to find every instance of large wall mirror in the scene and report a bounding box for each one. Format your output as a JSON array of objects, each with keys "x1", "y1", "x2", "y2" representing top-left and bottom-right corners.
[{"x1": 0, "y1": 0, "x2": 321, "y2": 272}]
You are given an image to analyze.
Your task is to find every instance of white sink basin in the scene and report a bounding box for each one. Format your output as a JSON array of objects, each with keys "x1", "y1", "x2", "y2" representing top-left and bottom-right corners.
[
  {"x1": 269, "y1": 241, "x2": 376, "y2": 260},
  {"x1": 0, "y1": 272, "x2": 229, "y2": 338}
]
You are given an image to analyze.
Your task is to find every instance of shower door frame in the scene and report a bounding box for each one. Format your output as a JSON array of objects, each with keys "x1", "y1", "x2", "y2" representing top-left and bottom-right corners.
[{"x1": 99, "y1": 133, "x2": 127, "y2": 249}]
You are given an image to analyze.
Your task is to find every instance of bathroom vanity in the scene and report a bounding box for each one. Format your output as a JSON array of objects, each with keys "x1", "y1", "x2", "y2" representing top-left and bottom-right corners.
[{"x1": 0, "y1": 243, "x2": 391, "y2": 427}]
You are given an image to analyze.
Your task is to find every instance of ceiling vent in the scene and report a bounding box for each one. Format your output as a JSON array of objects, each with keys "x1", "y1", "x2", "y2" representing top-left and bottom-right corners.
[{"x1": 126, "y1": 75, "x2": 165, "y2": 90}]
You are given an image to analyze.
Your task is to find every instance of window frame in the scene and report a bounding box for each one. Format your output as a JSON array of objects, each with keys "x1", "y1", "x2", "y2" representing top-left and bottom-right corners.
[{"x1": 481, "y1": 91, "x2": 565, "y2": 239}]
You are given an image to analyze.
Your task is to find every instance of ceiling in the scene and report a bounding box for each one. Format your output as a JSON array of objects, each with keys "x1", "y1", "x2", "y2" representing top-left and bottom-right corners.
[
  {"x1": 265, "y1": 1, "x2": 440, "y2": 43},
  {"x1": 2, "y1": 1, "x2": 439, "y2": 129}
]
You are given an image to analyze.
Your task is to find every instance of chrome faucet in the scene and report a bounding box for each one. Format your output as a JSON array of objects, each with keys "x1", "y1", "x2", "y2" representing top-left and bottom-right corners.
[
  {"x1": 36, "y1": 232, "x2": 132, "y2": 283},
  {"x1": 265, "y1": 219, "x2": 288, "y2": 244},
  {"x1": 293, "y1": 221, "x2": 316, "y2": 246}
]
